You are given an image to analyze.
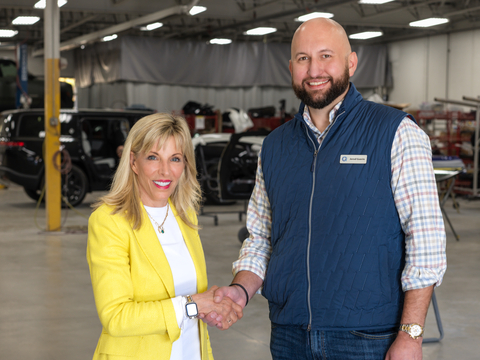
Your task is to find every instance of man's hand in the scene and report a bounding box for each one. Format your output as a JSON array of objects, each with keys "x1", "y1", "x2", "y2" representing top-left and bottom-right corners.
[
  {"x1": 198, "y1": 271, "x2": 263, "y2": 329},
  {"x1": 385, "y1": 331, "x2": 422, "y2": 360},
  {"x1": 192, "y1": 286, "x2": 243, "y2": 330},
  {"x1": 386, "y1": 285, "x2": 434, "y2": 359},
  {"x1": 214, "y1": 285, "x2": 248, "y2": 307},
  {"x1": 198, "y1": 285, "x2": 246, "y2": 328}
]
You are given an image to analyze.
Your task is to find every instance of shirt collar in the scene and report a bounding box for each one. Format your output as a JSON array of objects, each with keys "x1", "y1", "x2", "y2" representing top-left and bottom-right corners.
[{"x1": 302, "y1": 101, "x2": 343, "y2": 137}]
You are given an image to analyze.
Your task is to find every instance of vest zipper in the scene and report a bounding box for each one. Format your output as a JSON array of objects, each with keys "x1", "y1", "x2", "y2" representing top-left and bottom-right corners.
[
  {"x1": 307, "y1": 149, "x2": 318, "y2": 331},
  {"x1": 304, "y1": 110, "x2": 345, "y2": 332}
]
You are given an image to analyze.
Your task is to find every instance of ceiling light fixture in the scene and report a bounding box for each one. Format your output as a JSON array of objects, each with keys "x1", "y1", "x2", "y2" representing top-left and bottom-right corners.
[
  {"x1": 209, "y1": 38, "x2": 232, "y2": 45},
  {"x1": 34, "y1": 0, "x2": 68, "y2": 9},
  {"x1": 358, "y1": 0, "x2": 395, "y2": 4},
  {"x1": 140, "y1": 22, "x2": 163, "y2": 31},
  {"x1": 295, "y1": 12, "x2": 334, "y2": 22},
  {"x1": 0, "y1": 30, "x2": 18, "y2": 37},
  {"x1": 12, "y1": 16, "x2": 40, "y2": 25},
  {"x1": 409, "y1": 18, "x2": 449, "y2": 27},
  {"x1": 189, "y1": 6, "x2": 207, "y2": 16},
  {"x1": 349, "y1": 31, "x2": 383, "y2": 40},
  {"x1": 102, "y1": 34, "x2": 118, "y2": 42},
  {"x1": 244, "y1": 27, "x2": 277, "y2": 36}
]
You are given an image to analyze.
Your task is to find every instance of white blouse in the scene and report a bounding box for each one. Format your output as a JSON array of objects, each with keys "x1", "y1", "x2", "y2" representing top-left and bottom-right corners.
[{"x1": 144, "y1": 204, "x2": 201, "y2": 360}]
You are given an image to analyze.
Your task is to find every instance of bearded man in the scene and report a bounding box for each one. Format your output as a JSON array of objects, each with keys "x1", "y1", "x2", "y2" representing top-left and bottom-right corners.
[{"x1": 206, "y1": 18, "x2": 446, "y2": 360}]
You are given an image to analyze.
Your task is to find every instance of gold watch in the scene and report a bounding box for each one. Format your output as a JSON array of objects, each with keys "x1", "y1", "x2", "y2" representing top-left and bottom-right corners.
[{"x1": 399, "y1": 323, "x2": 424, "y2": 339}]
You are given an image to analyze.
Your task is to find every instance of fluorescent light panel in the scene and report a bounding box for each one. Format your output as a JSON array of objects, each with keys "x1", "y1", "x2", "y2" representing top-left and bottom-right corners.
[
  {"x1": 12, "y1": 16, "x2": 40, "y2": 25},
  {"x1": 409, "y1": 18, "x2": 449, "y2": 27},
  {"x1": 296, "y1": 12, "x2": 334, "y2": 22},
  {"x1": 349, "y1": 31, "x2": 383, "y2": 40},
  {"x1": 210, "y1": 38, "x2": 232, "y2": 45},
  {"x1": 189, "y1": 6, "x2": 207, "y2": 16},
  {"x1": 0, "y1": 29, "x2": 18, "y2": 37},
  {"x1": 102, "y1": 34, "x2": 118, "y2": 42},
  {"x1": 141, "y1": 22, "x2": 163, "y2": 31},
  {"x1": 34, "y1": 0, "x2": 68, "y2": 9},
  {"x1": 359, "y1": 0, "x2": 395, "y2": 4},
  {"x1": 244, "y1": 27, "x2": 277, "y2": 35}
]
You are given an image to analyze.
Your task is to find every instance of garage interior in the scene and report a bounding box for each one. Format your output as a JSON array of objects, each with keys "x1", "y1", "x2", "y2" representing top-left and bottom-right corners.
[{"x1": 1, "y1": 1, "x2": 480, "y2": 359}]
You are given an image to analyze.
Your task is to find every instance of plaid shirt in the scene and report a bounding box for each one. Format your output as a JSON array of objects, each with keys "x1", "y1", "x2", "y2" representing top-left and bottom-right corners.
[{"x1": 233, "y1": 104, "x2": 447, "y2": 292}]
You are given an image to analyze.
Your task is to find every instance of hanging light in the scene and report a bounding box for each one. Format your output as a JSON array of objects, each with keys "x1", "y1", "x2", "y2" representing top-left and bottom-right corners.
[
  {"x1": 244, "y1": 27, "x2": 277, "y2": 36},
  {"x1": 349, "y1": 31, "x2": 383, "y2": 40},
  {"x1": 12, "y1": 16, "x2": 40, "y2": 25},
  {"x1": 409, "y1": 18, "x2": 449, "y2": 27},
  {"x1": 0, "y1": 30, "x2": 18, "y2": 37},
  {"x1": 295, "y1": 12, "x2": 334, "y2": 22},
  {"x1": 359, "y1": 0, "x2": 395, "y2": 4},
  {"x1": 34, "y1": 0, "x2": 68, "y2": 9},
  {"x1": 140, "y1": 22, "x2": 163, "y2": 31},
  {"x1": 209, "y1": 38, "x2": 232, "y2": 45},
  {"x1": 189, "y1": 6, "x2": 207, "y2": 16},
  {"x1": 102, "y1": 34, "x2": 118, "y2": 42}
]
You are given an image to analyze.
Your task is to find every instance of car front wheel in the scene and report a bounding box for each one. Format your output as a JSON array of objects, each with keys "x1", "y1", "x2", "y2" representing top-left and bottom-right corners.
[
  {"x1": 62, "y1": 164, "x2": 88, "y2": 207},
  {"x1": 23, "y1": 165, "x2": 88, "y2": 207},
  {"x1": 24, "y1": 187, "x2": 41, "y2": 201}
]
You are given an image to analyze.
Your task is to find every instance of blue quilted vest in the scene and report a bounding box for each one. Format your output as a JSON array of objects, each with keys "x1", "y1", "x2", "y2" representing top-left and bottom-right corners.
[{"x1": 261, "y1": 83, "x2": 409, "y2": 330}]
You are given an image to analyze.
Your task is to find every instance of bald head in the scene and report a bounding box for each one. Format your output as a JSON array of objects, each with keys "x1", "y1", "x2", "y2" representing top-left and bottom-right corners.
[
  {"x1": 291, "y1": 18, "x2": 352, "y2": 60},
  {"x1": 288, "y1": 17, "x2": 358, "y2": 113}
]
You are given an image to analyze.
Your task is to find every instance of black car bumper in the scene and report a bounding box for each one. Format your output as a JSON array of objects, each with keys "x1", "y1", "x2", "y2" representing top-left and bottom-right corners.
[{"x1": 0, "y1": 165, "x2": 41, "y2": 190}]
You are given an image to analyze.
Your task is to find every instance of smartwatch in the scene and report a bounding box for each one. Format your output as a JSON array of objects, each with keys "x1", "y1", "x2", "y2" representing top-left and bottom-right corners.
[{"x1": 184, "y1": 295, "x2": 198, "y2": 319}]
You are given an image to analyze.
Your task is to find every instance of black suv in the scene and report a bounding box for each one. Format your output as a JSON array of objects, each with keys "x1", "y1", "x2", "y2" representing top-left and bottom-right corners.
[{"x1": 0, "y1": 108, "x2": 153, "y2": 206}]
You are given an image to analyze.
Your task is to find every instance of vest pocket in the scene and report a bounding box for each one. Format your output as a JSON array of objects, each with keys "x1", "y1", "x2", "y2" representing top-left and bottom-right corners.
[
  {"x1": 378, "y1": 245, "x2": 392, "y2": 304},
  {"x1": 344, "y1": 245, "x2": 392, "y2": 310}
]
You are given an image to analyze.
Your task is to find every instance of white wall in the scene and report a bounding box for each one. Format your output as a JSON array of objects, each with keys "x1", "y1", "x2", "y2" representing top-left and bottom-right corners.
[
  {"x1": 448, "y1": 30, "x2": 480, "y2": 102},
  {"x1": 388, "y1": 28, "x2": 480, "y2": 110}
]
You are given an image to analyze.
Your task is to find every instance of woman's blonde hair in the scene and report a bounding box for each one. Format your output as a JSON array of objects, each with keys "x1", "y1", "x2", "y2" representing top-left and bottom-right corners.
[{"x1": 94, "y1": 113, "x2": 202, "y2": 229}]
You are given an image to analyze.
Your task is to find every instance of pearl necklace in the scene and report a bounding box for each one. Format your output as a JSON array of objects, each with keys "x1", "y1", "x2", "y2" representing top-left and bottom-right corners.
[{"x1": 146, "y1": 203, "x2": 169, "y2": 234}]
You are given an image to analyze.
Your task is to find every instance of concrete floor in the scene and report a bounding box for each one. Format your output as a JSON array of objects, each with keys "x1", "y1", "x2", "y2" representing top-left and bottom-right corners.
[{"x1": 0, "y1": 182, "x2": 479, "y2": 360}]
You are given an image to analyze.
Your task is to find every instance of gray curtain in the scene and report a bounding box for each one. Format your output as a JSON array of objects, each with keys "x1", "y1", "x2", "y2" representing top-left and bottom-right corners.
[
  {"x1": 120, "y1": 37, "x2": 292, "y2": 87},
  {"x1": 75, "y1": 41, "x2": 121, "y2": 88},
  {"x1": 351, "y1": 45, "x2": 391, "y2": 88},
  {"x1": 74, "y1": 36, "x2": 391, "y2": 90}
]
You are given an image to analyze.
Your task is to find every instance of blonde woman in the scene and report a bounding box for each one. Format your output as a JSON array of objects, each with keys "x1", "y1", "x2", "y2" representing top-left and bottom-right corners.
[{"x1": 87, "y1": 113, "x2": 242, "y2": 360}]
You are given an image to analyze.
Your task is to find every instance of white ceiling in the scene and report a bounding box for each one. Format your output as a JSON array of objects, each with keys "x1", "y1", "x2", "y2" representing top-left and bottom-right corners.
[{"x1": 1, "y1": 0, "x2": 480, "y2": 52}]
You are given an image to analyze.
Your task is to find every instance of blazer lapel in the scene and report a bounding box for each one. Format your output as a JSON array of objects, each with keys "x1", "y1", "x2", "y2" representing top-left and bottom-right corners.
[{"x1": 133, "y1": 204, "x2": 176, "y2": 298}]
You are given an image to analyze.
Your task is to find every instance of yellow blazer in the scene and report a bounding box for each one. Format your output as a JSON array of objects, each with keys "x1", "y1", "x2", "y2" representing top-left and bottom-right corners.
[{"x1": 87, "y1": 199, "x2": 214, "y2": 360}]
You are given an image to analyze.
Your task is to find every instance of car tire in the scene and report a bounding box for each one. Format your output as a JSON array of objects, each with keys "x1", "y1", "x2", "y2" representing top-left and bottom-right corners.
[
  {"x1": 24, "y1": 187, "x2": 41, "y2": 201},
  {"x1": 62, "y1": 164, "x2": 88, "y2": 207},
  {"x1": 24, "y1": 165, "x2": 88, "y2": 207}
]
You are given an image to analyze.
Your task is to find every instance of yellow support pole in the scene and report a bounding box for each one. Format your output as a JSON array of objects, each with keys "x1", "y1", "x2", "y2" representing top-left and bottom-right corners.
[{"x1": 44, "y1": 0, "x2": 61, "y2": 231}]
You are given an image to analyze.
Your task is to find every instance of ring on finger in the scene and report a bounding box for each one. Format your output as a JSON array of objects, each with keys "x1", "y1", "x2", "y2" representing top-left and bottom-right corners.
[{"x1": 227, "y1": 319, "x2": 232, "y2": 323}]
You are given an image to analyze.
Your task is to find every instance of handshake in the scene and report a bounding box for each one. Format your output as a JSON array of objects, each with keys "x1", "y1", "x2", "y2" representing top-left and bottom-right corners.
[{"x1": 190, "y1": 284, "x2": 248, "y2": 330}]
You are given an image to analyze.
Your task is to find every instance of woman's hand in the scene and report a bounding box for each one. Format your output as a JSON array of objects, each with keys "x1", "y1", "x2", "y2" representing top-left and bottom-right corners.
[{"x1": 192, "y1": 286, "x2": 243, "y2": 330}]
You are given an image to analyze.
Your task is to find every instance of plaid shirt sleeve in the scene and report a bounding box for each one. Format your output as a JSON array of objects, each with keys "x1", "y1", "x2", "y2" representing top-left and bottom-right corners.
[
  {"x1": 232, "y1": 153, "x2": 272, "y2": 284},
  {"x1": 392, "y1": 118, "x2": 447, "y2": 291}
]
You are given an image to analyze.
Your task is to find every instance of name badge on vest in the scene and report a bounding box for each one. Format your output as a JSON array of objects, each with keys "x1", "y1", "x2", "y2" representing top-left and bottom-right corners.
[{"x1": 340, "y1": 154, "x2": 368, "y2": 164}]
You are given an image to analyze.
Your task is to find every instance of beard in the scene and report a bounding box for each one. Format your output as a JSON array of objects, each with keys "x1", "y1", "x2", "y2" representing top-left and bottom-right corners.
[{"x1": 292, "y1": 64, "x2": 350, "y2": 110}]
